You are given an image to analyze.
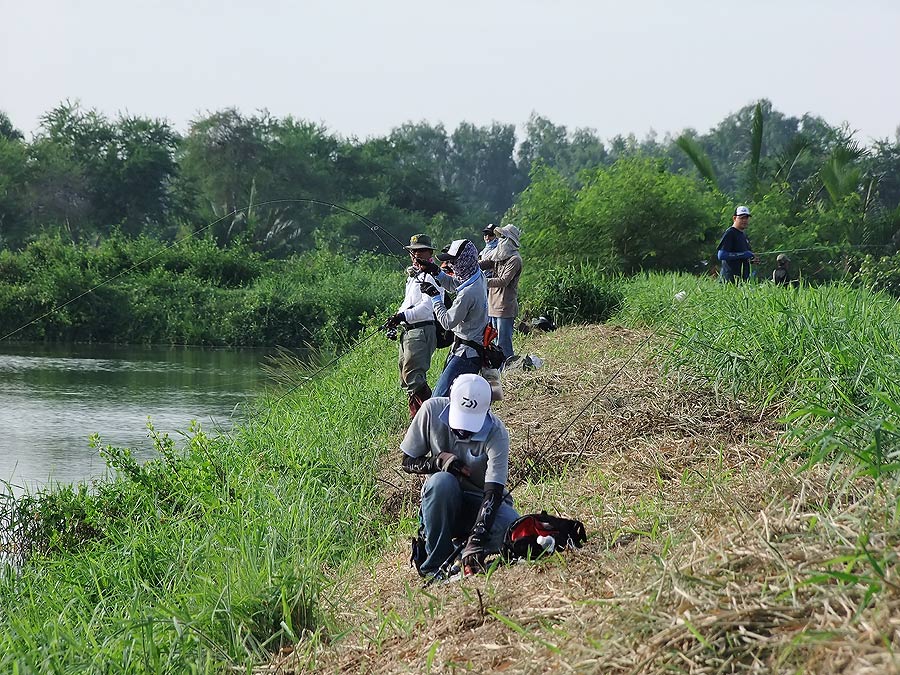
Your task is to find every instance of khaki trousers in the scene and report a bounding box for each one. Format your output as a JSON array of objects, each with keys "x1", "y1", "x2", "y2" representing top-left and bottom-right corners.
[{"x1": 398, "y1": 325, "x2": 436, "y2": 396}]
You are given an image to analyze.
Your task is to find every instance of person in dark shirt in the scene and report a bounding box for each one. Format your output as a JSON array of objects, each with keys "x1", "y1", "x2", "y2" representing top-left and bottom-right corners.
[
  {"x1": 772, "y1": 253, "x2": 791, "y2": 285},
  {"x1": 717, "y1": 206, "x2": 758, "y2": 282}
]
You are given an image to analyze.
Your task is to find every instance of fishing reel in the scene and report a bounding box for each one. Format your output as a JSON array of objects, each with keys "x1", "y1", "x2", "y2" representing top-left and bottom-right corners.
[{"x1": 384, "y1": 326, "x2": 398, "y2": 341}]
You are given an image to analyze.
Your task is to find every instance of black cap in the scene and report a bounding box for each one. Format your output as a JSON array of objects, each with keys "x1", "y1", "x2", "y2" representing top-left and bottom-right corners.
[{"x1": 482, "y1": 223, "x2": 497, "y2": 235}]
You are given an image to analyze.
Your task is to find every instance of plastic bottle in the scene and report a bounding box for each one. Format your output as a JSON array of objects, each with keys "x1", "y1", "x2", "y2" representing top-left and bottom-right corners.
[{"x1": 536, "y1": 535, "x2": 555, "y2": 552}]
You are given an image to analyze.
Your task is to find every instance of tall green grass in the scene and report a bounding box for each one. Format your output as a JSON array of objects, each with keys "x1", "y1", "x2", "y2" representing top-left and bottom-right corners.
[
  {"x1": 0, "y1": 329, "x2": 406, "y2": 673},
  {"x1": 615, "y1": 274, "x2": 900, "y2": 480},
  {"x1": 0, "y1": 233, "x2": 399, "y2": 347}
]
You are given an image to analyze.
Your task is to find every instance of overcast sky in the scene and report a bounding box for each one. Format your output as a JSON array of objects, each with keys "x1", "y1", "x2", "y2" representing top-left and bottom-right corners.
[{"x1": 2, "y1": 0, "x2": 899, "y2": 146}]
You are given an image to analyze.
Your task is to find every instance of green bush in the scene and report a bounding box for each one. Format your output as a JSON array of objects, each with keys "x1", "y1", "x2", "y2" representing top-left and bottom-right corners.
[
  {"x1": 853, "y1": 252, "x2": 900, "y2": 295},
  {"x1": 521, "y1": 263, "x2": 623, "y2": 325},
  {"x1": 0, "y1": 235, "x2": 399, "y2": 346}
]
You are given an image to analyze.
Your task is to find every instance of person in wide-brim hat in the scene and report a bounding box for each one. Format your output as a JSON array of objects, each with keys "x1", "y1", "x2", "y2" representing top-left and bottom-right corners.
[
  {"x1": 479, "y1": 224, "x2": 523, "y2": 367},
  {"x1": 404, "y1": 233, "x2": 435, "y2": 251},
  {"x1": 386, "y1": 233, "x2": 442, "y2": 417}
]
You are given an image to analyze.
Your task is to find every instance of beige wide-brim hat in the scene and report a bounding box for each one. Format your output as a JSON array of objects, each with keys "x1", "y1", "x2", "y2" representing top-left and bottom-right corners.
[{"x1": 497, "y1": 224, "x2": 521, "y2": 247}]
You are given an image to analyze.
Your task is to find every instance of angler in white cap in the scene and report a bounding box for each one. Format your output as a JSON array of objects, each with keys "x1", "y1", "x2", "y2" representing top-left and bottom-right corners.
[
  {"x1": 716, "y1": 206, "x2": 758, "y2": 282},
  {"x1": 401, "y1": 373, "x2": 519, "y2": 577}
]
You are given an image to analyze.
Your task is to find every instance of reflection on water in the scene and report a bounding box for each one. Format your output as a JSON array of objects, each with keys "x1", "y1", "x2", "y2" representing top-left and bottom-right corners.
[{"x1": 0, "y1": 342, "x2": 270, "y2": 491}]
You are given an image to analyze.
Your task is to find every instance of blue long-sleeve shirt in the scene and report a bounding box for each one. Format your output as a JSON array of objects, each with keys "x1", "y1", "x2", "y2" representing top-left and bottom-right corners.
[{"x1": 717, "y1": 227, "x2": 752, "y2": 282}]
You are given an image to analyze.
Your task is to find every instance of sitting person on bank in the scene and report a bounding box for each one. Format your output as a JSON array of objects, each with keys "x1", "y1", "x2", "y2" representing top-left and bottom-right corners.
[
  {"x1": 414, "y1": 240, "x2": 488, "y2": 398},
  {"x1": 401, "y1": 373, "x2": 519, "y2": 577}
]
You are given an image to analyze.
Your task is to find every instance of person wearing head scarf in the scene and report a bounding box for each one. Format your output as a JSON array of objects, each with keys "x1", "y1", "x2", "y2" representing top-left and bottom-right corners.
[
  {"x1": 413, "y1": 239, "x2": 488, "y2": 397},
  {"x1": 479, "y1": 224, "x2": 522, "y2": 366},
  {"x1": 480, "y1": 223, "x2": 499, "y2": 265}
]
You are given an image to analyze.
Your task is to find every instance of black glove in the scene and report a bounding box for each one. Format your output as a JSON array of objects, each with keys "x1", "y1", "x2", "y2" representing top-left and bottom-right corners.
[
  {"x1": 460, "y1": 483, "x2": 503, "y2": 575},
  {"x1": 462, "y1": 534, "x2": 487, "y2": 576},
  {"x1": 415, "y1": 258, "x2": 441, "y2": 276},
  {"x1": 419, "y1": 281, "x2": 441, "y2": 297},
  {"x1": 436, "y1": 452, "x2": 469, "y2": 477},
  {"x1": 385, "y1": 312, "x2": 405, "y2": 329}
]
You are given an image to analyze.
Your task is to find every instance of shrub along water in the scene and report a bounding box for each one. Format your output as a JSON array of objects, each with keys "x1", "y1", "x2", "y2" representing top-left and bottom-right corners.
[
  {"x1": 0, "y1": 233, "x2": 399, "y2": 347},
  {"x1": 0, "y1": 329, "x2": 405, "y2": 673}
]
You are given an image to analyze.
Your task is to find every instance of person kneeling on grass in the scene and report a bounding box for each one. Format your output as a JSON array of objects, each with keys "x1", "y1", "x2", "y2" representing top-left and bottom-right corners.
[{"x1": 401, "y1": 373, "x2": 519, "y2": 577}]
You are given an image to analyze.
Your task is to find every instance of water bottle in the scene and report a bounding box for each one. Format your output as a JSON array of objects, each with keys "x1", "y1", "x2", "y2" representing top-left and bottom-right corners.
[{"x1": 536, "y1": 535, "x2": 555, "y2": 553}]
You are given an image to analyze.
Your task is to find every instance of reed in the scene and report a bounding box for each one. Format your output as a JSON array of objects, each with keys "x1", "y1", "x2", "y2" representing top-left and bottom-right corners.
[{"x1": 616, "y1": 273, "x2": 900, "y2": 482}]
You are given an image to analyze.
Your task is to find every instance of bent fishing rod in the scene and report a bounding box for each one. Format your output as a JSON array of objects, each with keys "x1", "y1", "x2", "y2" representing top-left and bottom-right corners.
[{"x1": 0, "y1": 198, "x2": 412, "y2": 344}]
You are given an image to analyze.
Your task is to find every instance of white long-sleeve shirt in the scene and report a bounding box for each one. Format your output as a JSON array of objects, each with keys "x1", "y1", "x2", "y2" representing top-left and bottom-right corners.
[{"x1": 398, "y1": 272, "x2": 443, "y2": 324}]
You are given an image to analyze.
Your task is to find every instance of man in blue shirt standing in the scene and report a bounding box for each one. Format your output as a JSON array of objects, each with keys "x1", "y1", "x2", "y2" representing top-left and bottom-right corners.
[{"x1": 716, "y1": 206, "x2": 758, "y2": 282}]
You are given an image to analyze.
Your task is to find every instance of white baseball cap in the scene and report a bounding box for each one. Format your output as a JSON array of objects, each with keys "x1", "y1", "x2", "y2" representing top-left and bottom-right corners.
[
  {"x1": 436, "y1": 239, "x2": 469, "y2": 261},
  {"x1": 734, "y1": 205, "x2": 751, "y2": 217},
  {"x1": 448, "y1": 373, "x2": 492, "y2": 432}
]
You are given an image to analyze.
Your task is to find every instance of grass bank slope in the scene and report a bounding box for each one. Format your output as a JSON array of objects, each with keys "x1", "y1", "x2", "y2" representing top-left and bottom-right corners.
[
  {"x1": 0, "y1": 329, "x2": 408, "y2": 674},
  {"x1": 286, "y1": 278, "x2": 900, "y2": 674}
]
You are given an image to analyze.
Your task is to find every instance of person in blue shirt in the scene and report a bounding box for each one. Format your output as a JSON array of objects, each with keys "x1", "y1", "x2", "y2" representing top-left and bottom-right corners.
[{"x1": 717, "y1": 206, "x2": 758, "y2": 282}]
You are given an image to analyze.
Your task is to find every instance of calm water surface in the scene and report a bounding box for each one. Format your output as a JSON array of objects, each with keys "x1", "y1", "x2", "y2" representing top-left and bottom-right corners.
[{"x1": 0, "y1": 343, "x2": 270, "y2": 491}]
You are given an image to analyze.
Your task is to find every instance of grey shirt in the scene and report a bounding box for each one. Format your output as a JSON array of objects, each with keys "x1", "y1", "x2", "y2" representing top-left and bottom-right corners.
[
  {"x1": 432, "y1": 269, "x2": 489, "y2": 358},
  {"x1": 400, "y1": 396, "x2": 510, "y2": 493}
]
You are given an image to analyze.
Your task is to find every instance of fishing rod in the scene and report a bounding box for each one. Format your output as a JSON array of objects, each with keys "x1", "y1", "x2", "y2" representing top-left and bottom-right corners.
[
  {"x1": 0, "y1": 198, "x2": 411, "y2": 343},
  {"x1": 425, "y1": 299, "x2": 683, "y2": 584}
]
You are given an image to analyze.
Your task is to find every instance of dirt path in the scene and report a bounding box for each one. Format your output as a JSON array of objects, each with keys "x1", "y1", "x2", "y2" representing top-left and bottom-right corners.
[{"x1": 266, "y1": 325, "x2": 900, "y2": 674}]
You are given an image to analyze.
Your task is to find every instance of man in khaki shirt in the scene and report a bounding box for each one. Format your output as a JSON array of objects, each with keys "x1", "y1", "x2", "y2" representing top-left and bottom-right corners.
[{"x1": 479, "y1": 224, "x2": 522, "y2": 365}]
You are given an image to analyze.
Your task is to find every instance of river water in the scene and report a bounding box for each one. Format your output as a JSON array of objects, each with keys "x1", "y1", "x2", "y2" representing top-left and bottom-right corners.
[{"x1": 0, "y1": 343, "x2": 270, "y2": 492}]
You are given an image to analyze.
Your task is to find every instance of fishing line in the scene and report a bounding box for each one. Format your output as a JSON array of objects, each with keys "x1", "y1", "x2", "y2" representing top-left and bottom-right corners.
[
  {"x1": 756, "y1": 243, "x2": 893, "y2": 256},
  {"x1": 506, "y1": 300, "x2": 679, "y2": 493},
  {"x1": 0, "y1": 198, "x2": 410, "y2": 343}
]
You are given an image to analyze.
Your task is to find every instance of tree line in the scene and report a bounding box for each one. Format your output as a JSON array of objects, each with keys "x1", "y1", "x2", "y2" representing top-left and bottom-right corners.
[{"x1": 2, "y1": 99, "x2": 900, "y2": 290}]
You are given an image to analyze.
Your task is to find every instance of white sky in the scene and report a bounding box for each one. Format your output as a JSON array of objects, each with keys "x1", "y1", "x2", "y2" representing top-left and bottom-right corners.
[{"x1": 2, "y1": 0, "x2": 899, "y2": 145}]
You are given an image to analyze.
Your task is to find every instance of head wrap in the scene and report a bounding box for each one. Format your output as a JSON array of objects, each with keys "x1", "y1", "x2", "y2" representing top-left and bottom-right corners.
[{"x1": 451, "y1": 241, "x2": 480, "y2": 282}]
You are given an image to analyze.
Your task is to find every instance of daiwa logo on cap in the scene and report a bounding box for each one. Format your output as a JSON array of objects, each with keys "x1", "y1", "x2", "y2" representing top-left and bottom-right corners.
[{"x1": 448, "y1": 374, "x2": 491, "y2": 432}]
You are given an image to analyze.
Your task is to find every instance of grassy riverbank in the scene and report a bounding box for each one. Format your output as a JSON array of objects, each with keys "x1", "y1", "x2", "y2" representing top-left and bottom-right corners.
[
  {"x1": 293, "y1": 275, "x2": 900, "y2": 673},
  {"x1": 0, "y1": 327, "x2": 407, "y2": 673},
  {"x1": 3, "y1": 275, "x2": 900, "y2": 673}
]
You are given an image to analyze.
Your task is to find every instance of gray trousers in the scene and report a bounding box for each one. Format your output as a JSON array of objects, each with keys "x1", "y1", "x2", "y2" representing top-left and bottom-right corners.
[{"x1": 398, "y1": 325, "x2": 436, "y2": 396}]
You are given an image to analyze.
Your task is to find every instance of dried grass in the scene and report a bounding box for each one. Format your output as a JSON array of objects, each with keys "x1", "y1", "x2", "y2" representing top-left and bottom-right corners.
[{"x1": 261, "y1": 325, "x2": 900, "y2": 675}]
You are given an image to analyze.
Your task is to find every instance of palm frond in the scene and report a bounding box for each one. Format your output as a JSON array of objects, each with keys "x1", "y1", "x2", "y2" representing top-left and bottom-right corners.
[
  {"x1": 773, "y1": 135, "x2": 811, "y2": 183},
  {"x1": 675, "y1": 135, "x2": 718, "y2": 188},
  {"x1": 749, "y1": 102, "x2": 764, "y2": 195}
]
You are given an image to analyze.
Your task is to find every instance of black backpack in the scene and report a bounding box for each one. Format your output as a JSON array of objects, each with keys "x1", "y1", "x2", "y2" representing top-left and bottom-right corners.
[{"x1": 502, "y1": 511, "x2": 587, "y2": 561}]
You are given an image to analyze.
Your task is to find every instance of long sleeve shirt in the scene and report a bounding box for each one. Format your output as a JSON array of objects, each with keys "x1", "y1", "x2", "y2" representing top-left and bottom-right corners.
[
  {"x1": 480, "y1": 253, "x2": 522, "y2": 318},
  {"x1": 432, "y1": 270, "x2": 489, "y2": 358},
  {"x1": 398, "y1": 272, "x2": 442, "y2": 324}
]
